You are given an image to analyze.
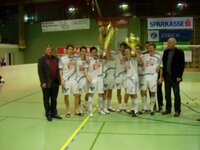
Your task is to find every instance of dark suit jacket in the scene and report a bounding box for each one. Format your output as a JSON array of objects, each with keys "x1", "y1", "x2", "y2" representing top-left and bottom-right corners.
[
  {"x1": 162, "y1": 47, "x2": 185, "y2": 82},
  {"x1": 37, "y1": 55, "x2": 60, "y2": 88}
]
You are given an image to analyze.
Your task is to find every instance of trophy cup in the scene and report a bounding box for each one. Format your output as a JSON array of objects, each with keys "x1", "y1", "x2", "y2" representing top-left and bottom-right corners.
[
  {"x1": 99, "y1": 22, "x2": 117, "y2": 57},
  {"x1": 125, "y1": 33, "x2": 139, "y2": 55}
]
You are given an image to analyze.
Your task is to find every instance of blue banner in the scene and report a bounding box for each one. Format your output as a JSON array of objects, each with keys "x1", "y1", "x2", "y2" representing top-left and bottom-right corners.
[{"x1": 159, "y1": 30, "x2": 192, "y2": 42}]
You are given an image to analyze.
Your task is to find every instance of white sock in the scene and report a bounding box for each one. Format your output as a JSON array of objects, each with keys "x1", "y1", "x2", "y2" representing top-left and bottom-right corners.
[
  {"x1": 98, "y1": 96, "x2": 103, "y2": 111},
  {"x1": 118, "y1": 103, "x2": 122, "y2": 109},
  {"x1": 88, "y1": 96, "x2": 93, "y2": 113},
  {"x1": 142, "y1": 96, "x2": 147, "y2": 110},
  {"x1": 150, "y1": 96, "x2": 156, "y2": 112},
  {"x1": 132, "y1": 98, "x2": 138, "y2": 113}
]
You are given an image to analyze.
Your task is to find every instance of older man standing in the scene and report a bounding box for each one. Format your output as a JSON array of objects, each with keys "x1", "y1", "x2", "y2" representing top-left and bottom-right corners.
[
  {"x1": 162, "y1": 38, "x2": 185, "y2": 117},
  {"x1": 38, "y1": 44, "x2": 62, "y2": 121}
]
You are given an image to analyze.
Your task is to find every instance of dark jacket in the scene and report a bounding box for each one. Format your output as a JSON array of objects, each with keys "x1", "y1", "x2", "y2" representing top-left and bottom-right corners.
[
  {"x1": 162, "y1": 47, "x2": 185, "y2": 82},
  {"x1": 37, "y1": 55, "x2": 60, "y2": 88}
]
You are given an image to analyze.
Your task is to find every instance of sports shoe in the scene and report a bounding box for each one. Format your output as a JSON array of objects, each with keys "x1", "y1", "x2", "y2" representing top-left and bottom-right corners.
[
  {"x1": 132, "y1": 112, "x2": 138, "y2": 117},
  {"x1": 107, "y1": 106, "x2": 116, "y2": 112},
  {"x1": 104, "y1": 109, "x2": 110, "y2": 114},
  {"x1": 139, "y1": 109, "x2": 148, "y2": 114},
  {"x1": 150, "y1": 111, "x2": 155, "y2": 116},
  {"x1": 116, "y1": 107, "x2": 122, "y2": 112},
  {"x1": 98, "y1": 109, "x2": 106, "y2": 115}
]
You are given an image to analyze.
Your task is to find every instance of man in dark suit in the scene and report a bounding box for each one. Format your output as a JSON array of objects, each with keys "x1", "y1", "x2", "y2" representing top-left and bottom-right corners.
[
  {"x1": 162, "y1": 38, "x2": 185, "y2": 117},
  {"x1": 38, "y1": 44, "x2": 62, "y2": 121}
]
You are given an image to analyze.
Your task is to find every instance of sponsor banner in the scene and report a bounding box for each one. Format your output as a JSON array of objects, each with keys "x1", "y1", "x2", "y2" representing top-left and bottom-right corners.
[
  {"x1": 96, "y1": 17, "x2": 129, "y2": 26},
  {"x1": 148, "y1": 30, "x2": 192, "y2": 42},
  {"x1": 41, "y1": 18, "x2": 90, "y2": 32},
  {"x1": 159, "y1": 30, "x2": 192, "y2": 42},
  {"x1": 147, "y1": 17, "x2": 193, "y2": 29}
]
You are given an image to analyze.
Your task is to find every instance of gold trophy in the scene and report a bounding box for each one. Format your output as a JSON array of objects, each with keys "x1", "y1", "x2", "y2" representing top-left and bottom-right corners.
[
  {"x1": 125, "y1": 33, "x2": 139, "y2": 55},
  {"x1": 99, "y1": 22, "x2": 117, "y2": 56}
]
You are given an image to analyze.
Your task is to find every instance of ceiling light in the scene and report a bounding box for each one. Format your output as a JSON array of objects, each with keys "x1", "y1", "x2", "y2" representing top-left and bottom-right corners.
[
  {"x1": 68, "y1": 7, "x2": 75, "y2": 12},
  {"x1": 119, "y1": 3, "x2": 129, "y2": 10}
]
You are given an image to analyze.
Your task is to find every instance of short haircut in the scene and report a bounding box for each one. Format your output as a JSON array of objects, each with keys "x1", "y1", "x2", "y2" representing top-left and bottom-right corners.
[
  {"x1": 80, "y1": 46, "x2": 87, "y2": 52},
  {"x1": 120, "y1": 42, "x2": 128, "y2": 48},
  {"x1": 135, "y1": 44, "x2": 142, "y2": 49},
  {"x1": 125, "y1": 46, "x2": 132, "y2": 51},
  {"x1": 90, "y1": 46, "x2": 97, "y2": 53},
  {"x1": 148, "y1": 42, "x2": 156, "y2": 48},
  {"x1": 66, "y1": 44, "x2": 74, "y2": 50},
  {"x1": 145, "y1": 41, "x2": 150, "y2": 45}
]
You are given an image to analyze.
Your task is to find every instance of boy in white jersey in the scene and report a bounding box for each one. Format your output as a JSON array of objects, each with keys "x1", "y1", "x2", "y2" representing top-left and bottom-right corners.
[
  {"x1": 124, "y1": 46, "x2": 142, "y2": 117},
  {"x1": 84, "y1": 46, "x2": 104, "y2": 117},
  {"x1": 141, "y1": 43, "x2": 163, "y2": 115},
  {"x1": 76, "y1": 46, "x2": 88, "y2": 115},
  {"x1": 114, "y1": 42, "x2": 129, "y2": 112},
  {"x1": 103, "y1": 51, "x2": 116, "y2": 113},
  {"x1": 59, "y1": 44, "x2": 79, "y2": 117}
]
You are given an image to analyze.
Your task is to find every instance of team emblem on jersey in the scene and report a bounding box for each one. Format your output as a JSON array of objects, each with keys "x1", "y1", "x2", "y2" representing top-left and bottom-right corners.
[{"x1": 89, "y1": 86, "x2": 95, "y2": 91}]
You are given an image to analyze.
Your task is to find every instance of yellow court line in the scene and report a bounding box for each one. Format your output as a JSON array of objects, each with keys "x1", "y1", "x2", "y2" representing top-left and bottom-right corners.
[{"x1": 60, "y1": 107, "x2": 97, "y2": 150}]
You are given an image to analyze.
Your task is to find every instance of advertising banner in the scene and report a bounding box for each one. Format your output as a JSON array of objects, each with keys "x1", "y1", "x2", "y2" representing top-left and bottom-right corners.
[
  {"x1": 41, "y1": 18, "x2": 90, "y2": 32},
  {"x1": 148, "y1": 30, "x2": 192, "y2": 42},
  {"x1": 147, "y1": 17, "x2": 193, "y2": 29}
]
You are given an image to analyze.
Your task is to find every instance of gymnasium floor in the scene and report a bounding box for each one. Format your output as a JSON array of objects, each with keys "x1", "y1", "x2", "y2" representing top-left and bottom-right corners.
[{"x1": 0, "y1": 63, "x2": 200, "y2": 150}]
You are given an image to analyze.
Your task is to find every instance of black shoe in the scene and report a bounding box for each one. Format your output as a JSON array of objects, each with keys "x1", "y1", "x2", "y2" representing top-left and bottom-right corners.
[
  {"x1": 174, "y1": 112, "x2": 180, "y2": 117},
  {"x1": 150, "y1": 111, "x2": 155, "y2": 116},
  {"x1": 197, "y1": 118, "x2": 200, "y2": 121},
  {"x1": 132, "y1": 112, "x2": 138, "y2": 117},
  {"x1": 47, "y1": 115, "x2": 52, "y2": 121},
  {"x1": 139, "y1": 109, "x2": 148, "y2": 114},
  {"x1": 52, "y1": 114, "x2": 62, "y2": 119},
  {"x1": 162, "y1": 111, "x2": 171, "y2": 115},
  {"x1": 107, "y1": 108, "x2": 116, "y2": 112}
]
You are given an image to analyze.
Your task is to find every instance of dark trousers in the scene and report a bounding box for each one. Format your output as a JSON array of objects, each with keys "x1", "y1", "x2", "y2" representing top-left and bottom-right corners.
[
  {"x1": 42, "y1": 82, "x2": 59, "y2": 116},
  {"x1": 157, "y1": 82, "x2": 163, "y2": 108},
  {"x1": 164, "y1": 74, "x2": 181, "y2": 113}
]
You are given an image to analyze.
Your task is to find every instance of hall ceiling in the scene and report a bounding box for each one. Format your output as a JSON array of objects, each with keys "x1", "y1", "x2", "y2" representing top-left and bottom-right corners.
[{"x1": 0, "y1": 0, "x2": 200, "y2": 24}]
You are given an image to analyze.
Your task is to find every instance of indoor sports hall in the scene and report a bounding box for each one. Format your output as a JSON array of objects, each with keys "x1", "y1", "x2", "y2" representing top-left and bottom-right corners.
[{"x1": 0, "y1": 0, "x2": 200, "y2": 150}]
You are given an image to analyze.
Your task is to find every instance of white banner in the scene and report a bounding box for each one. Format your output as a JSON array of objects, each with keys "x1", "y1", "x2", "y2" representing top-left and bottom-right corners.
[
  {"x1": 41, "y1": 18, "x2": 90, "y2": 32},
  {"x1": 147, "y1": 17, "x2": 193, "y2": 29}
]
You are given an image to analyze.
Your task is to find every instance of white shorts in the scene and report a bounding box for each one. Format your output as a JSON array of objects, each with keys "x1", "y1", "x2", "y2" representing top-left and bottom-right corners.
[
  {"x1": 103, "y1": 75, "x2": 115, "y2": 90},
  {"x1": 115, "y1": 74, "x2": 126, "y2": 90},
  {"x1": 62, "y1": 78, "x2": 79, "y2": 95},
  {"x1": 138, "y1": 75, "x2": 144, "y2": 89},
  {"x1": 88, "y1": 77, "x2": 104, "y2": 94},
  {"x1": 141, "y1": 74, "x2": 158, "y2": 92},
  {"x1": 126, "y1": 77, "x2": 139, "y2": 95},
  {"x1": 77, "y1": 77, "x2": 88, "y2": 94}
]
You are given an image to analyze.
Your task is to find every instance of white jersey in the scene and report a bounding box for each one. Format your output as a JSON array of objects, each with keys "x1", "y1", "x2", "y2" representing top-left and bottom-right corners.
[
  {"x1": 76, "y1": 57, "x2": 86, "y2": 81},
  {"x1": 103, "y1": 58, "x2": 116, "y2": 78},
  {"x1": 143, "y1": 52, "x2": 163, "y2": 75},
  {"x1": 59, "y1": 55, "x2": 76, "y2": 80},
  {"x1": 85, "y1": 56, "x2": 103, "y2": 79},
  {"x1": 138, "y1": 53, "x2": 145, "y2": 75},
  {"x1": 114, "y1": 52, "x2": 126, "y2": 77},
  {"x1": 125, "y1": 57, "x2": 139, "y2": 81}
]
